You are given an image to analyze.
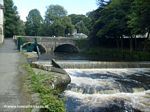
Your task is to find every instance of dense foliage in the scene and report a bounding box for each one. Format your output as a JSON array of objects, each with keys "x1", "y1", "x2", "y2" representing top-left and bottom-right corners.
[
  {"x1": 4, "y1": 0, "x2": 150, "y2": 52},
  {"x1": 69, "y1": 14, "x2": 91, "y2": 35},
  {"x1": 25, "y1": 9, "x2": 43, "y2": 36},
  {"x1": 4, "y1": 0, "x2": 25, "y2": 37},
  {"x1": 25, "y1": 5, "x2": 90, "y2": 36},
  {"x1": 89, "y1": 0, "x2": 150, "y2": 51},
  {"x1": 4, "y1": 2, "x2": 91, "y2": 37}
]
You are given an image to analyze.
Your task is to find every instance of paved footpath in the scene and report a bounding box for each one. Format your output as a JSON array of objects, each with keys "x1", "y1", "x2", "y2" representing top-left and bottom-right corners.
[{"x1": 0, "y1": 39, "x2": 27, "y2": 112}]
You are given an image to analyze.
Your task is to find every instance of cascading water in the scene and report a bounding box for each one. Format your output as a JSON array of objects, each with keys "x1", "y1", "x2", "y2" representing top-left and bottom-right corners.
[{"x1": 64, "y1": 68, "x2": 150, "y2": 112}]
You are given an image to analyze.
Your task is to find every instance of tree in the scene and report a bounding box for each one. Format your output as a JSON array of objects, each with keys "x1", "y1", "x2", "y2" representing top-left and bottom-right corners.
[
  {"x1": 25, "y1": 9, "x2": 43, "y2": 36},
  {"x1": 128, "y1": 0, "x2": 150, "y2": 38},
  {"x1": 50, "y1": 19, "x2": 66, "y2": 36},
  {"x1": 44, "y1": 5, "x2": 72, "y2": 36},
  {"x1": 44, "y1": 17, "x2": 74, "y2": 37},
  {"x1": 61, "y1": 16, "x2": 74, "y2": 36},
  {"x1": 16, "y1": 20, "x2": 25, "y2": 35},
  {"x1": 75, "y1": 21, "x2": 89, "y2": 34},
  {"x1": 4, "y1": 0, "x2": 23, "y2": 37},
  {"x1": 69, "y1": 14, "x2": 91, "y2": 35},
  {"x1": 45, "y1": 5, "x2": 67, "y2": 24},
  {"x1": 90, "y1": 0, "x2": 135, "y2": 49},
  {"x1": 69, "y1": 14, "x2": 86, "y2": 25}
]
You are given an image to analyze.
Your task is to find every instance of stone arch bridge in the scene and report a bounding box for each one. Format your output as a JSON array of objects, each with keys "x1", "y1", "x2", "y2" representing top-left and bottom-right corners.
[{"x1": 14, "y1": 36, "x2": 86, "y2": 53}]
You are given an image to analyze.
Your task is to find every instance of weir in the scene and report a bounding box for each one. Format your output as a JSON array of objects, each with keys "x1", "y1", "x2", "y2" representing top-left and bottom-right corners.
[
  {"x1": 50, "y1": 59, "x2": 150, "y2": 112},
  {"x1": 32, "y1": 60, "x2": 150, "y2": 112},
  {"x1": 54, "y1": 60, "x2": 150, "y2": 69}
]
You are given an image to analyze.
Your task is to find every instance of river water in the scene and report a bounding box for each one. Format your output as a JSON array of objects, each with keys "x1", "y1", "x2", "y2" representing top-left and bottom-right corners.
[
  {"x1": 39, "y1": 52, "x2": 102, "y2": 61},
  {"x1": 39, "y1": 53, "x2": 150, "y2": 112},
  {"x1": 64, "y1": 68, "x2": 150, "y2": 112}
]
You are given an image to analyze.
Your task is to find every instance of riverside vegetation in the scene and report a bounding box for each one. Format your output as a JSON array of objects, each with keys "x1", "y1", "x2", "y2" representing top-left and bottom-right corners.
[
  {"x1": 4, "y1": 0, "x2": 150, "y2": 61},
  {"x1": 24, "y1": 64, "x2": 66, "y2": 112},
  {"x1": 82, "y1": 47, "x2": 150, "y2": 61}
]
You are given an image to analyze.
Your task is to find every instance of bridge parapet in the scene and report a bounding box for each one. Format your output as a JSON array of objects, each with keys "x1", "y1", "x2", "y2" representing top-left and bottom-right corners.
[{"x1": 14, "y1": 36, "x2": 83, "y2": 53}]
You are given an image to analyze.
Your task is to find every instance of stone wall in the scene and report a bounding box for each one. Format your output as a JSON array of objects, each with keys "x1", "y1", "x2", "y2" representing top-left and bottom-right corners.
[{"x1": 19, "y1": 36, "x2": 79, "y2": 52}]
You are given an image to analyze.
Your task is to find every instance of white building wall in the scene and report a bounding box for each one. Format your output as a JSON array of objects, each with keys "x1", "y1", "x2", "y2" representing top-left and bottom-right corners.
[
  {"x1": 0, "y1": 9, "x2": 3, "y2": 25},
  {"x1": 0, "y1": 0, "x2": 4, "y2": 43}
]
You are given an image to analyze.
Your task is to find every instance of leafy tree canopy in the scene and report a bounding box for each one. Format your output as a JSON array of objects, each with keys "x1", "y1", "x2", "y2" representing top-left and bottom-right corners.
[
  {"x1": 4, "y1": 0, "x2": 24, "y2": 37},
  {"x1": 69, "y1": 14, "x2": 91, "y2": 35},
  {"x1": 45, "y1": 5, "x2": 67, "y2": 24},
  {"x1": 89, "y1": 0, "x2": 150, "y2": 50},
  {"x1": 25, "y1": 9, "x2": 43, "y2": 36}
]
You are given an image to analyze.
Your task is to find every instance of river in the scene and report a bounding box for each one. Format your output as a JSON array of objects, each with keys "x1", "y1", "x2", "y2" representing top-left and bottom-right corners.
[
  {"x1": 39, "y1": 52, "x2": 103, "y2": 61},
  {"x1": 39, "y1": 53, "x2": 150, "y2": 112},
  {"x1": 64, "y1": 68, "x2": 150, "y2": 112}
]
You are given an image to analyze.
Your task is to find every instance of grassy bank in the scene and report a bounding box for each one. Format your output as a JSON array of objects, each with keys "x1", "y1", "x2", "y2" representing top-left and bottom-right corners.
[
  {"x1": 24, "y1": 64, "x2": 65, "y2": 112},
  {"x1": 82, "y1": 47, "x2": 150, "y2": 61}
]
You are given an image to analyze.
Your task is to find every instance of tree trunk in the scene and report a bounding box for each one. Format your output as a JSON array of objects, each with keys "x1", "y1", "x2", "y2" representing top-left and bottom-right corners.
[
  {"x1": 130, "y1": 35, "x2": 133, "y2": 52},
  {"x1": 116, "y1": 38, "x2": 120, "y2": 49},
  {"x1": 134, "y1": 35, "x2": 137, "y2": 50},
  {"x1": 120, "y1": 36, "x2": 123, "y2": 51},
  {"x1": 143, "y1": 30, "x2": 150, "y2": 51}
]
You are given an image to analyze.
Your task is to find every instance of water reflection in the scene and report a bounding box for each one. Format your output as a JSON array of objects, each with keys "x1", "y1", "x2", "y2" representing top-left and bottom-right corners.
[{"x1": 39, "y1": 52, "x2": 99, "y2": 61}]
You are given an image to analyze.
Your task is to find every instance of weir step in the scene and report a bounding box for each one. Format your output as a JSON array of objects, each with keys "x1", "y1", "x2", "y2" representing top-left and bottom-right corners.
[{"x1": 54, "y1": 60, "x2": 150, "y2": 69}]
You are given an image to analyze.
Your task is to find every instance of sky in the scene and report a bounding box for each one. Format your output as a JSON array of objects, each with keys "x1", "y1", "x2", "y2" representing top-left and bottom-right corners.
[{"x1": 13, "y1": 0, "x2": 98, "y2": 21}]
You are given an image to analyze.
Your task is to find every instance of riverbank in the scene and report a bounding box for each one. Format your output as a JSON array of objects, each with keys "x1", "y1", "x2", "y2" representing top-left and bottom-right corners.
[
  {"x1": 24, "y1": 64, "x2": 66, "y2": 112},
  {"x1": 82, "y1": 47, "x2": 150, "y2": 61},
  {"x1": 21, "y1": 50, "x2": 71, "y2": 112}
]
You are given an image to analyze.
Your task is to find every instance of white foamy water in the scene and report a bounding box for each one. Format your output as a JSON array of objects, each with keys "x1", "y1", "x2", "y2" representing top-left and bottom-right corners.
[
  {"x1": 64, "y1": 68, "x2": 150, "y2": 112},
  {"x1": 65, "y1": 68, "x2": 150, "y2": 76},
  {"x1": 65, "y1": 90, "x2": 150, "y2": 112}
]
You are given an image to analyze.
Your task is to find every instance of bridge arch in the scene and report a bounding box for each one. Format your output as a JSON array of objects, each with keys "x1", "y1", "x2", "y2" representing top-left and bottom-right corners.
[
  {"x1": 22, "y1": 42, "x2": 47, "y2": 54},
  {"x1": 54, "y1": 44, "x2": 79, "y2": 53}
]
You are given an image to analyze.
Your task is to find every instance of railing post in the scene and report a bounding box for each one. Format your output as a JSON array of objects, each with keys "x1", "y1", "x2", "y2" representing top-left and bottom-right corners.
[
  {"x1": 17, "y1": 37, "x2": 21, "y2": 51},
  {"x1": 34, "y1": 38, "x2": 40, "y2": 58}
]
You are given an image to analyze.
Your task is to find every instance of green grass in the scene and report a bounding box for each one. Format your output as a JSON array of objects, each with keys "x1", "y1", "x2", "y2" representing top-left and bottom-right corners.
[
  {"x1": 82, "y1": 47, "x2": 150, "y2": 61},
  {"x1": 24, "y1": 64, "x2": 66, "y2": 112}
]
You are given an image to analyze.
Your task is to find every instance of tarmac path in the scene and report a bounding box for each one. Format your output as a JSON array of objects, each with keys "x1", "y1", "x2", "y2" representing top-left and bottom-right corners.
[{"x1": 0, "y1": 39, "x2": 28, "y2": 112}]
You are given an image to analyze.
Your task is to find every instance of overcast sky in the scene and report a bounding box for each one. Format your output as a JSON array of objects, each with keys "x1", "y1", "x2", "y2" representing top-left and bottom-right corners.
[{"x1": 13, "y1": 0, "x2": 98, "y2": 21}]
